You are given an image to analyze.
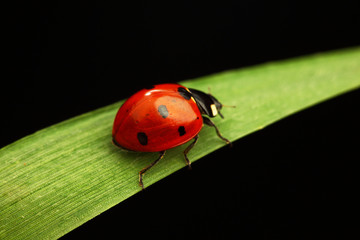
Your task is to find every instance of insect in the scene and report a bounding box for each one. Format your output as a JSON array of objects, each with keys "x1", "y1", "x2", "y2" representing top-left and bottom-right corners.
[{"x1": 112, "y1": 83, "x2": 232, "y2": 189}]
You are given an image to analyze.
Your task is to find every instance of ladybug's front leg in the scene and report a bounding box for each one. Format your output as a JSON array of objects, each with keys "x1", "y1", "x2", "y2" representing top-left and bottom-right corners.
[
  {"x1": 139, "y1": 151, "x2": 166, "y2": 190},
  {"x1": 203, "y1": 117, "x2": 232, "y2": 147},
  {"x1": 183, "y1": 135, "x2": 199, "y2": 170}
]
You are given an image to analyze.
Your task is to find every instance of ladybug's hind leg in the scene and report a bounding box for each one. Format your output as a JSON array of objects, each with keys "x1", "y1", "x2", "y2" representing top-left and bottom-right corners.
[
  {"x1": 203, "y1": 117, "x2": 232, "y2": 147},
  {"x1": 139, "y1": 151, "x2": 166, "y2": 190},
  {"x1": 183, "y1": 135, "x2": 199, "y2": 170}
]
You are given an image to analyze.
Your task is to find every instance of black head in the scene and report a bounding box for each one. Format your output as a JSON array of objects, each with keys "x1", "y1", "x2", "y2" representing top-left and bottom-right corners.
[{"x1": 189, "y1": 88, "x2": 224, "y2": 118}]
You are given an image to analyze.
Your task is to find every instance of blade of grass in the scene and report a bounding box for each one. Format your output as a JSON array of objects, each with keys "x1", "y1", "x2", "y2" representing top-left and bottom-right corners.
[{"x1": 1, "y1": 47, "x2": 360, "y2": 239}]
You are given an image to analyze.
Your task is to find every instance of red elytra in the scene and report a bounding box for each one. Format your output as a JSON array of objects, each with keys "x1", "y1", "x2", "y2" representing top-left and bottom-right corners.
[
  {"x1": 112, "y1": 83, "x2": 231, "y2": 189},
  {"x1": 112, "y1": 83, "x2": 203, "y2": 152}
]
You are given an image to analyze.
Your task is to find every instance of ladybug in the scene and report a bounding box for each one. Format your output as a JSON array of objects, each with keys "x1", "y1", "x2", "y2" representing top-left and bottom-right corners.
[{"x1": 112, "y1": 83, "x2": 232, "y2": 189}]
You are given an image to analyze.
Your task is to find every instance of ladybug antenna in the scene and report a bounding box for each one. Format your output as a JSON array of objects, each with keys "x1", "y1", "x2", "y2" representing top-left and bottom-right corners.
[
  {"x1": 217, "y1": 103, "x2": 235, "y2": 119},
  {"x1": 222, "y1": 104, "x2": 236, "y2": 108},
  {"x1": 208, "y1": 87, "x2": 212, "y2": 95}
]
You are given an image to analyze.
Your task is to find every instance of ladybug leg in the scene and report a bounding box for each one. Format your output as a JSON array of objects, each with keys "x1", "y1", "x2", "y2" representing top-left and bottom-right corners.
[
  {"x1": 203, "y1": 117, "x2": 232, "y2": 147},
  {"x1": 183, "y1": 135, "x2": 199, "y2": 170},
  {"x1": 139, "y1": 151, "x2": 166, "y2": 190}
]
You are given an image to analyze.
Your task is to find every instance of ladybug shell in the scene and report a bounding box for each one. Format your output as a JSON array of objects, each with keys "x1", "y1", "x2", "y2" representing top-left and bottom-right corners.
[{"x1": 112, "y1": 83, "x2": 203, "y2": 152}]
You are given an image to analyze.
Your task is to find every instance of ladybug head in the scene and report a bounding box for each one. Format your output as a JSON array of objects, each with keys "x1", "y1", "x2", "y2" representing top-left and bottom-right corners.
[{"x1": 189, "y1": 88, "x2": 225, "y2": 118}]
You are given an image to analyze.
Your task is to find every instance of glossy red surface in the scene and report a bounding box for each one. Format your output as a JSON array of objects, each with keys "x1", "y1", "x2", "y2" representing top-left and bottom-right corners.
[{"x1": 112, "y1": 83, "x2": 203, "y2": 152}]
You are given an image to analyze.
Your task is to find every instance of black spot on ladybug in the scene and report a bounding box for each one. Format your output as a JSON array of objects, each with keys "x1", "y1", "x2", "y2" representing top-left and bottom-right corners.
[
  {"x1": 144, "y1": 85, "x2": 155, "y2": 90},
  {"x1": 158, "y1": 105, "x2": 169, "y2": 118},
  {"x1": 196, "y1": 117, "x2": 199, "y2": 120},
  {"x1": 137, "y1": 132, "x2": 148, "y2": 145},
  {"x1": 178, "y1": 126, "x2": 186, "y2": 136},
  {"x1": 178, "y1": 87, "x2": 192, "y2": 100}
]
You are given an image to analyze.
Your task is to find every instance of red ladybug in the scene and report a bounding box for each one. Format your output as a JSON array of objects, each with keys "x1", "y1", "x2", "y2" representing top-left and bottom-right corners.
[{"x1": 112, "y1": 83, "x2": 231, "y2": 189}]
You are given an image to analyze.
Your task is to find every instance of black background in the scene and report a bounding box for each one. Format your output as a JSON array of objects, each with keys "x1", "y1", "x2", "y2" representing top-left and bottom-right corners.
[{"x1": 4, "y1": 1, "x2": 360, "y2": 239}]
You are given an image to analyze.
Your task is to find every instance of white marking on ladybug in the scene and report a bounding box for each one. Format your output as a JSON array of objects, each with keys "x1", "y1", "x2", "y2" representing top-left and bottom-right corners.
[{"x1": 210, "y1": 104, "x2": 218, "y2": 116}]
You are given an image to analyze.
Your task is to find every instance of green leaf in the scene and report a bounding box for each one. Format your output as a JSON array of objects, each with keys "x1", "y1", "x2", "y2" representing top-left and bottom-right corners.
[{"x1": 1, "y1": 47, "x2": 360, "y2": 239}]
